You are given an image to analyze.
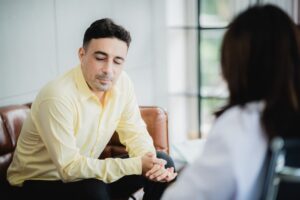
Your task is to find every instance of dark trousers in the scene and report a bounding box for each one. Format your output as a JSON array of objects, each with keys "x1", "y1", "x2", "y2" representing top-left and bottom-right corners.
[{"x1": 11, "y1": 151, "x2": 175, "y2": 200}]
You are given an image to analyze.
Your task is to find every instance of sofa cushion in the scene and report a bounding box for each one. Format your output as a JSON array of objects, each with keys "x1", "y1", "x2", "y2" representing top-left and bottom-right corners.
[
  {"x1": 0, "y1": 117, "x2": 13, "y2": 182},
  {"x1": 0, "y1": 105, "x2": 30, "y2": 182},
  {"x1": 0, "y1": 117, "x2": 12, "y2": 155},
  {"x1": 0, "y1": 105, "x2": 30, "y2": 147}
]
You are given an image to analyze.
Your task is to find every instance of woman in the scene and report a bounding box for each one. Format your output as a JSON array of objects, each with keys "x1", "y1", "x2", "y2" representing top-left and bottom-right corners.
[{"x1": 162, "y1": 4, "x2": 300, "y2": 200}]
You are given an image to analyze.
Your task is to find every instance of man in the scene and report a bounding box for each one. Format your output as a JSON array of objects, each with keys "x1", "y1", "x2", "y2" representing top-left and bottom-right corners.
[{"x1": 7, "y1": 18, "x2": 176, "y2": 200}]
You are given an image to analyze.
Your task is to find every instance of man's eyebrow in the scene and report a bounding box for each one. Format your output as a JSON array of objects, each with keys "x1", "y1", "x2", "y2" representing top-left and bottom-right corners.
[{"x1": 94, "y1": 51, "x2": 125, "y2": 61}]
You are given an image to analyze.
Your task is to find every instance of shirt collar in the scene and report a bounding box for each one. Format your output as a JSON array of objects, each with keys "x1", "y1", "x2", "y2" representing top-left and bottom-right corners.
[{"x1": 74, "y1": 65, "x2": 120, "y2": 103}]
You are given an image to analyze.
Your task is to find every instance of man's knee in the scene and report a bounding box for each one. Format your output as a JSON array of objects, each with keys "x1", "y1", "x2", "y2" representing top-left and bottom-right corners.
[
  {"x1": 71, "y1": 179, "x2": 110, "y2": 200},
  {"x1": 156, "y1": 151, "x2": 175, "y2": 169}
]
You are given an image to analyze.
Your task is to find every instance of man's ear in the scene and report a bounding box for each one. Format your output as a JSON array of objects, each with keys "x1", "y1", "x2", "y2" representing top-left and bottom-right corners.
[{"x1": 78, "y1": 47, "x2": 85, "y2": 62}]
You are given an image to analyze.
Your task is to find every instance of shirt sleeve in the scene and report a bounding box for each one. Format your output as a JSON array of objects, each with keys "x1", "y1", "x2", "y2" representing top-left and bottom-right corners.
[
  {"x1": 33, "y1": 98, "x2": 142, "y2": 183},
  {"x1": 161, "y1": 122, "x2": 236, "y2": 200},
  {"x1": 116, "y1": 78, "x2": 156, "y2": 157}
]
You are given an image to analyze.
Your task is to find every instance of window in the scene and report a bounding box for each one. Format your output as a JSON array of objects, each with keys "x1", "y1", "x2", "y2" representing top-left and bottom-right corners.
[{"x1": 167, "y1": 0, "x2": 299, "y2": 142}]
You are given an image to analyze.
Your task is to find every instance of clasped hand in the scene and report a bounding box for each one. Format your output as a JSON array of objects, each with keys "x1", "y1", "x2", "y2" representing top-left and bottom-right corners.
[{"x1": 142, "y1": 152, "x2": 177, "y2": 182}]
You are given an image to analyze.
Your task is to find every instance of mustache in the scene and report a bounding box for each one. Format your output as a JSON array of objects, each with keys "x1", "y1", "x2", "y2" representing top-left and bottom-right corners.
[{"x1": 95, "y1": 74, "x2": 113, "y2": 81}]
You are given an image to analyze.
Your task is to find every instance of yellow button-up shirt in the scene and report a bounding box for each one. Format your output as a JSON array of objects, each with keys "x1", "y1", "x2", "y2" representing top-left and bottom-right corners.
[{"x1": 7, "y1": 66, "x2": 155, "y2": 186}]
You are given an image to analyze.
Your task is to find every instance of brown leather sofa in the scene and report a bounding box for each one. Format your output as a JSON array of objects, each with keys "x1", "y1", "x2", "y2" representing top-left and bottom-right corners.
[{"x1": 0, "y1": 103, "x2": 169, "y2": 199}]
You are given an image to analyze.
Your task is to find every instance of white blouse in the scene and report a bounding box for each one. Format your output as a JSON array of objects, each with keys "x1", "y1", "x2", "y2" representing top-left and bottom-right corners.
[{"x1": 162, "y1": 102, "x2": 268, "y2": 200}]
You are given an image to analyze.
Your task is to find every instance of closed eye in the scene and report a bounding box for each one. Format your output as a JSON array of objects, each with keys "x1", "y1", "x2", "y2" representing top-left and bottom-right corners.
[
  {"x1": 114, "y1": 58, "x2": 124, "y2": 65},
  {"x1": 95, "y1": 57, "x2": 105, "y2": 61},
  {"x1": 114, "y1": 60, "x2": 122, "y2": 65}
]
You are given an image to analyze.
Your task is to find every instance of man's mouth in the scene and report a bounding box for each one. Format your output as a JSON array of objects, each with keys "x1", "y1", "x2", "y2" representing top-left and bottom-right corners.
[
  {"x1": 97, "y1": 78, "x2": 112, "y2": 84},
  {"x1": 100, "y1": 79, "x2": 110, "y2": 83},
  {"x1": 96, "y1": 75, "x2": 112, "y2": 83}
]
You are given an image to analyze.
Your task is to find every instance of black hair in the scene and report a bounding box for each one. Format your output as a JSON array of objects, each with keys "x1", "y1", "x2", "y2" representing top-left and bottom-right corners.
[
  {"x1": 83, "y1": 18, "x2": 131, "y2": 48},
  {"x1": 219, "y1": 4, "x2": 300, "y2": 140}
]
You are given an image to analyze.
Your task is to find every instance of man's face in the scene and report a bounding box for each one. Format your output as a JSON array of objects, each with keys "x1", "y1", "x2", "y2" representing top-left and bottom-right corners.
[{"x1": 79, "y1": 38, "x2": 128, "y2": 93}]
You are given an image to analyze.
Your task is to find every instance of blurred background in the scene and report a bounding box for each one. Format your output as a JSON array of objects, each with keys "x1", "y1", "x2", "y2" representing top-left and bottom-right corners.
[{"x1": 0, "y1": 0, "x2": 299, "y2": 146}]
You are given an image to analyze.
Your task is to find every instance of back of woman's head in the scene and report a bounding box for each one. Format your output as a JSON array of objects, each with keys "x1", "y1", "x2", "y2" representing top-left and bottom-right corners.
[{"x1": 220, "y1": 4, "x2": 300, "y2": 139}]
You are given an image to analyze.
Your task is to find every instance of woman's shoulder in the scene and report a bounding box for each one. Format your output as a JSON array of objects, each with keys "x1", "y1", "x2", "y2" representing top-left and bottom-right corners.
[
  {"x1": 210, "y1": 101, "x2": 265, "y2": 142},
  {"x1": 216, "y1": 101, "x2": 264, "y2": 126}
]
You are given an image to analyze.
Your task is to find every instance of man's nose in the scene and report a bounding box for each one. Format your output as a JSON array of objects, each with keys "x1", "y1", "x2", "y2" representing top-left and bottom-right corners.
[{"x1": 102, "y1": 61, "x2": 113, "y2": 74}]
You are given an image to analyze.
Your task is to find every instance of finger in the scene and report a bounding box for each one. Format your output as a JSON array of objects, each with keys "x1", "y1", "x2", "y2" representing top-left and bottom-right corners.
[
  {"x1": 146, "y1": 152, "x2": 155, "y2": 157},
  {"x1": 158, "y1": 169, "x2": 177, "y2": 183},
  {"x1": 166, "y1": 172, "x2": 178, "y2": 182},
  {"x1": 158, "y1": 159, "x2": 167, "y2": 166},
  {"x1": 149, "y1": 166, "x2": 165, "y2": 179},
  {"x1": 157, "y1": 168, "x2": 173, "y2": 182},
  {"x1": 149, "y1": 167, "x2": 166, "y2": 180},
  {"x1": 163, "y1": 167, "x2": 173, "y2": 173},
  {"x1": 156, "y1": 169, "x2": 169, "y2": 182},
  {"x1": 167, "y1": 167, "x2": 174, "y2": 173},
  {"x1": 153, "y1": 158, "x2": 167, "y2": 166},
  {"x1": 145, "y1": 164, "x2": 161, "y2": 177}
]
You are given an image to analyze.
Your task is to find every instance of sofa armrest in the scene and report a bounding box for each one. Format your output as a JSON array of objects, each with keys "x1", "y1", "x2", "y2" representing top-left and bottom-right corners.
[
  {"x1": 100, "y1": 106, "x2": 169, "y2": 158},
  {"x1": 139, "y1": 106, "x2": 169, "y2": 153}
]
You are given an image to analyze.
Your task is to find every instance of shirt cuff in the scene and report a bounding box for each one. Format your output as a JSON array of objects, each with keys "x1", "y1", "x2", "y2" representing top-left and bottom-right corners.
[{"x1": 121, "y1": 156, "x2": 142, "y2": 175}]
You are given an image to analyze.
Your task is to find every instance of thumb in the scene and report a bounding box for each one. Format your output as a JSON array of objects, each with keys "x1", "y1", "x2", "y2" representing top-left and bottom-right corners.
[{"x1": 146, "y1": 152, "x2": 155, "y2": 157}]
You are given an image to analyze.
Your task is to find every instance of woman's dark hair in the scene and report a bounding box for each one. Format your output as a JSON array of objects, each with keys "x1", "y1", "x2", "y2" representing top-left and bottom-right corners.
[
  {"x1": 219, "y1": 4, "x2": 300, "y2": 140},
  {"x1": 83, "y1": 18, "x2": 131, "y2": 48}
]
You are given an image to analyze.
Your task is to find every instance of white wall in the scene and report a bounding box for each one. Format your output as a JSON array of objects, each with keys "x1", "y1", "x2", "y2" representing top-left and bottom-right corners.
[{"x1": 0, "y1": 0, "x2": 168, "y2": 108}]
